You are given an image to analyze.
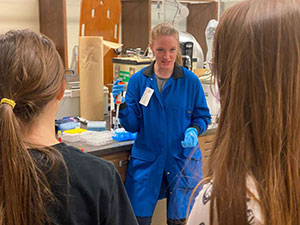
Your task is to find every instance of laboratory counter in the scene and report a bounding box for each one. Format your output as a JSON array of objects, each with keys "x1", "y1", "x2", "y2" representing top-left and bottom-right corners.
[
  {"x1": 63, "y1": 137, "x2": 134, "y2": 181},
  {"x1": 64, "y1": 127, "x2": 217, "y2": 181}
]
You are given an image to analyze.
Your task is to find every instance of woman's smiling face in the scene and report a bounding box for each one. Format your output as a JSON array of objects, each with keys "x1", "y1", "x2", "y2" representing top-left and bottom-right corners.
[{"x1": 150, "y1": 35, "x2": 178, "y2": 71}]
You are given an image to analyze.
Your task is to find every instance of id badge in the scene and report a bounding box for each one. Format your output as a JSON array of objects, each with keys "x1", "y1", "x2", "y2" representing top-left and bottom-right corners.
[{"x1": 139, "y1": 87, "x2": 154, "y2": 107}]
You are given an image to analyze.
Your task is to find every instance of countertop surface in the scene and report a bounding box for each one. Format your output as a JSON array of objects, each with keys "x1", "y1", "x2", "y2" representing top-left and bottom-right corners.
[
  {"x1": 63, "y1": 127, "x2": 217, "y2": 157},
  {"x1": 63, "y1": 138, "x2": 134, "y2": 156}
]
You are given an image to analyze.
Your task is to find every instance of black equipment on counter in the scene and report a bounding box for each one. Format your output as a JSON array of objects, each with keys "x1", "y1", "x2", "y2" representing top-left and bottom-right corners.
[{"x1": 180, "y1": 41, "x2": 193, "y2": 71}]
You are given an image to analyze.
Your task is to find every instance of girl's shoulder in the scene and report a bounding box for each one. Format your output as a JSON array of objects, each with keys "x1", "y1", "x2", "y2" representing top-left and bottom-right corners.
[{"x1": 187, "y1": 177, "x2": 264, "y2": 225}]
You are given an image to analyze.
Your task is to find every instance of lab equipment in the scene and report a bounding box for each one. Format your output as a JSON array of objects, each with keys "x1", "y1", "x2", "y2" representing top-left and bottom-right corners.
[
  {"x1": 205, "y1": 19, "x2": 219, "y2": 64},
  {"x1": 61, "y1": 132, "x2": 81, "y2": 142},
  {"x1": 155, "y1": 0, "x2": 189, "y2": 26},
  {"x1": 70, "y1": 45, "x2": 78, "y2": 74},
  {"x1": 80, "y1": 130, "x2": 113, "y2": 146},
  {"x1": 64, "y1": 128, "x2": 87, "y2": 134},
  {"x1": 114, "y1": 81, "x2": 125, "y2": 130},
  {"x1": 87, "y1": 121, "x2": 106, "y2": 132},
  {"x1": 180, "y1": 41, "x2": 193, "y2": 70},
  {"x1": 199, "y1": 70, "x2": 220, "y2": 125},
  {"x1": 181, "y1": 127, "x2": 198, "y2": 148},
  {"x1": 103, "y1": 86, "x2": 109, "y2": 115},
  {"x1": 57, "y1": 121, "x2": 80, "y2": 131},
  {"x1": 56, "y1": 116, "x2": 86, "y2": 131},
  {"x1": 111, "y1": 80, "x2": 125, "y2": 130},
  {"x1": 179, "y1": 31, "x2": 204, "y2": 70},
  {"x1": 110, "y1": 93, "x2": 121, "y2": 130},
  {"x1": 112, "y1": 80, "x2": 125, "y2": 99},
  {"x1": 75, "y1": 116, "x2": 88, "y2": 126},
  {"x1": 56, "y1": 85, "x2": 80, "y2": 119},
  {"x1": 61, "y1": 128, "x2": 87, "y2": 142},
  {"x1": 112, "y1": 128, "x2": 137, "y2": 142},
  {"x1": 156, "y1": 0, "x2": 164, "y2": 21},
  {"x1": 113, "y1": 56, "x2": 153, "y2": 83},
  {"x1": 57, "y1": 131, "x2": 62, "y2": 143}
]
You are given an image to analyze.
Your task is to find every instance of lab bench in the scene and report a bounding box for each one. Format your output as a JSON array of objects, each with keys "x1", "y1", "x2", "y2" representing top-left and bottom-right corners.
[
  {"x1": 64, "y1": 139, "x2": 133, "y2": 181},
  {"x1": 64, "y1": 128, "x2": 216, "y2": 182}
]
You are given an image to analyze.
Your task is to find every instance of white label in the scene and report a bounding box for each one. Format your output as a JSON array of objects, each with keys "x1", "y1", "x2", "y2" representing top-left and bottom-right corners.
[{"x1": 139, "y1": 87, "x2": 154, "y2": 107}]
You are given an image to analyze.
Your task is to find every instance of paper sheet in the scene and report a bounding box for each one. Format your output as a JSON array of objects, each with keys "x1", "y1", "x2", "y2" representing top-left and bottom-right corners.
[{"x1": 103, "y1": 40, "x2": 122, "y2": 55}]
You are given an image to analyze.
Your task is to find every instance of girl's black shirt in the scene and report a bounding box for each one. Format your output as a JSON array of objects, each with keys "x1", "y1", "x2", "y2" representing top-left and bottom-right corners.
[{"x1": 32, "y1": 142, "x2": 138, "y2": 225}]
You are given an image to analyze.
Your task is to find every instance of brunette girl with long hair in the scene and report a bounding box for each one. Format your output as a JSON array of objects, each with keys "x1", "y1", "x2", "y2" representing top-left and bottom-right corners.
[
  {"x1": 187, "y1": 0, "x2": 300, "y2": 224},
  {"x1": 0, "y1": 30, "x2": 137, "y2": 225}
]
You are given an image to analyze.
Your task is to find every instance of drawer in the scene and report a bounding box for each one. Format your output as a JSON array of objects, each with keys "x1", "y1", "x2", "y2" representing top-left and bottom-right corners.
[
  {"x1": 101, "y1": 151, "x2": 130, "y2": 182},
  {"x1": 201, "y1": 148, "x2": 212, "y2": 158},
  {"x1": 198, "y1": 134, "x2": 215, "y2": 176},
  {"x1": 198, "y1": 134, "x2": 215, "y2": 153}
]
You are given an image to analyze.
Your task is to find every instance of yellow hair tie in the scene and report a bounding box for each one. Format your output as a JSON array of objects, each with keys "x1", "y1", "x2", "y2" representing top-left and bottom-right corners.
[{"x1": 0, "y1": 98, "x2": 16, "y2": 109}]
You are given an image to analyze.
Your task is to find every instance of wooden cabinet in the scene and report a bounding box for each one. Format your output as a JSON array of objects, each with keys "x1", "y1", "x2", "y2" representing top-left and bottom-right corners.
[
  {"x1": 101, "y1": 150, "x2": 131, "y2": 181},
  {"x1": 198, "y1": 133, "x2": 215, "y2": 175},
  {"x1": 99, "y1": 133, "x2": 215, "y2": 181},
  {"x1": 39, "y1": 0, "x2": 68, "y2": 68},
  {"x1": 187, "y1": 2, "x2": 218, "y2": 61},
  {"x1": 79, "y1": 0, "x2": 122, "y2": 89},
  {"x1": 121, "y1": 0, "x2": 151, "y2": 50}
]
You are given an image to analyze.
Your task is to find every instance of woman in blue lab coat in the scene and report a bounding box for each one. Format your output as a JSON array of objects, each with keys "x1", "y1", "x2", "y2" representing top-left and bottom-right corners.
[{"x1": 112, "y1": 23, "x2": 211, "y2": 225}]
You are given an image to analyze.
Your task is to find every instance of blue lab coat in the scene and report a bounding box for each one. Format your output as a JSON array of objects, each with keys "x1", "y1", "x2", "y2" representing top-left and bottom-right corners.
[{"x1": 119, "y1": 62, "x2": 211, "y2": 220}]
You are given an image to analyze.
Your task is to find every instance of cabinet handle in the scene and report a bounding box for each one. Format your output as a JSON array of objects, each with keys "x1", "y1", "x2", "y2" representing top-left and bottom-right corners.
[{"x1": 119, "y1": 159, "x2": 129, "y2": 167}]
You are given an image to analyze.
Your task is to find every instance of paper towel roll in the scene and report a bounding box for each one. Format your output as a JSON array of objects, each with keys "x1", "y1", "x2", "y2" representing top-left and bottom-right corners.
[{"x1": 79, "y1": 36, "x2": 104, "y2": 120}]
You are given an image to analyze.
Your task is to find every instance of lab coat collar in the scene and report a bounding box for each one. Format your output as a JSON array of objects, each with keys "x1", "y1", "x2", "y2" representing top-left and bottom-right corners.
[{"x1": 143, "y1": 61, "x2": 184, "y2": 79}]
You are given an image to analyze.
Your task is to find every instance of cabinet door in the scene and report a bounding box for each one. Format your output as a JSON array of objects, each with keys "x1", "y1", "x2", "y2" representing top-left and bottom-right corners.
[
  {"x1": 198, "y1": 133, "x2": 215, "y2": 175},
  {"x1": 121, "y1": 0, "x2": 151, "y2": 50},
  {"x1": 39, "y1": 0, "x2": 68, "y2": 68},
  {"x1": 101, "y1": 151, "x2": 130, "y2": 182}
]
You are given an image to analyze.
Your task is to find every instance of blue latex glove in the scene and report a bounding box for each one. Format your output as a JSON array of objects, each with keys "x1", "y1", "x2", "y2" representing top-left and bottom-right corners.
[
  {"x1": 112, "y1": 80, "x2": 125, "y2": 102},
  {"x1": 181, "y1": 127, "x2": 198, "y2": 148}
]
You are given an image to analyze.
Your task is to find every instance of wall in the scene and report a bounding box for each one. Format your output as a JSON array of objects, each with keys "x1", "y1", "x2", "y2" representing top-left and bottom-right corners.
[
  {"x1": 0, "y1": 0, "x2": 39, "y2": 34},
  {"x1": 66, "y1": 0, "x2": 189, "y2": 65},
  {"x1": 0, "y1": 0, "x2": 80, "y2": 69},
  {"x1": 66, "y1": 0, "x2": 81, "y2": 68},
  {"x1": 151, "y1": 1, "x2": 187, "y2": 32},
  {"x1": 0, "y1": 0, "x2": 242, "y2": 68},
  {"x1": 220, "y1": 0, "x2": 241, "y2": 14}
]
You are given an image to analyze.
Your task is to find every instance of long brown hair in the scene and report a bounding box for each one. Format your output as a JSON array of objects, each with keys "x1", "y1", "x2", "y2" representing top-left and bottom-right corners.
[
  {"x1": 208, "y1": 0, "x2": 300, "y2": 224},
  {"x1": 150, "y1": 22, "x2": 182, "y2": 65},
  {"x1": 0, "y1": 30, "x2": 66, "y2": 225}
]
